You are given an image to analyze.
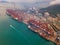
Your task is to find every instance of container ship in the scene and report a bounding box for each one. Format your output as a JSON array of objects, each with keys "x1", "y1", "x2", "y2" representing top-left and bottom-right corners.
[{"x1": 6, "y1": 9, "x2": 60, "y2": 45}]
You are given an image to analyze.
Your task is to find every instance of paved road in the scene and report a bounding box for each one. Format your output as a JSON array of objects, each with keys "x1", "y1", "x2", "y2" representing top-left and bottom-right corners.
[{"x1": 0, "y1": 14, "x2": 55, "y2": 45}]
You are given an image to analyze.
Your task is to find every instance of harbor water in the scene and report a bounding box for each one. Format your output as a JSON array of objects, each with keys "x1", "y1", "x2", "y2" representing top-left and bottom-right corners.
[{"x1": 0, "y1": 14, "x2": 56, "y2": 45}]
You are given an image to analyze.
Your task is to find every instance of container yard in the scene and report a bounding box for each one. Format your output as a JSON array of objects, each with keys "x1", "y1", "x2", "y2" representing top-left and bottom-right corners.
[
  {"x1": 6, "y1": 9, "x2": 60, "y2": 45},
  {"x1": 0, "y1": 0, "x2": 60, "y2": 45}
]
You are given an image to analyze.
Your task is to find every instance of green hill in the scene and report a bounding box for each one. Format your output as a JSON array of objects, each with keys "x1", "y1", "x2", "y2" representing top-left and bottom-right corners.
[
  {"x1": 40, "y1": 4, "x2": 60, "y2": 17},
  {"x1": 47, "y1": 4, "x2": 60, "y2": 17}
]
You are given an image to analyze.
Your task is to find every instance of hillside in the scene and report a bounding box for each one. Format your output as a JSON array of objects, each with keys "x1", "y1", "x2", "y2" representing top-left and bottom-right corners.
[
  {"x1": 40, "y1": 4, "x2": 60, "y2": 17},
  {"x1": 47, "y1": 4, "x2": 60, "y2": 16}
]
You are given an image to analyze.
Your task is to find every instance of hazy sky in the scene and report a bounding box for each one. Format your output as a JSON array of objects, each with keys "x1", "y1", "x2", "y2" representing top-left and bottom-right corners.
[
  {"x1": 0, "y1": 0, "x2": 60, "y2": 5},
  {"x1": 0, "y1": 0, "x2": 52, "y2": 3},
  {"x1": 0, "y1": 0, "x2": 60, "y2": 8},
  {"x1": 50, "y1": 0, "x2": 60, "y2": 5}
]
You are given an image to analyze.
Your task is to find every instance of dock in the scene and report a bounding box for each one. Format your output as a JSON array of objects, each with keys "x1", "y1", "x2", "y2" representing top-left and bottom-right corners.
[{"x1": 6, "y1": 9, "x2": 60, "y2": 45}]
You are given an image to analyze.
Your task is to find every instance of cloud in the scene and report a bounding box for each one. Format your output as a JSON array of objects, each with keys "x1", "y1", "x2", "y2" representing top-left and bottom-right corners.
[
  {"x1": 3, "y1": 0, "x2": 51, "y2": 3},
  {"x1": 5, "y1": 0, "x2": 40, "y2": 3},
  {"x1": 50, "y1": 0, "x2": 60, "y2": 5}
]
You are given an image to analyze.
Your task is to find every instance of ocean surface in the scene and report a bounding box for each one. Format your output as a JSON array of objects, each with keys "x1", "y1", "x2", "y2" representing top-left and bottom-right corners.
[{"x1": 0, "y1": 14, "x2": 56, "y2": 45}]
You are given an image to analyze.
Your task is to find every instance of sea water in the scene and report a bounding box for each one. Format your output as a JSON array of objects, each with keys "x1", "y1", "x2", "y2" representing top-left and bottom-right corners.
[{"x1": 0, "y1": 15, "x2": 56, "y2": 45}]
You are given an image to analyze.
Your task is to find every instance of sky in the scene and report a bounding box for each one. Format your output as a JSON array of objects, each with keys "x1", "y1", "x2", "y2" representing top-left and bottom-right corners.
[
  {"x1": 0, "y1": 0, "x2": 60, "y2": 5},
  {"x1": 0, "y1": 0, "x2": 52, "y2": 3},
  {"x1": 0, "y1": 0, "x2": 60, "y2": 8},
  {"x1": 50, "y1": 0, "x2": 60, "y2": 5}
]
